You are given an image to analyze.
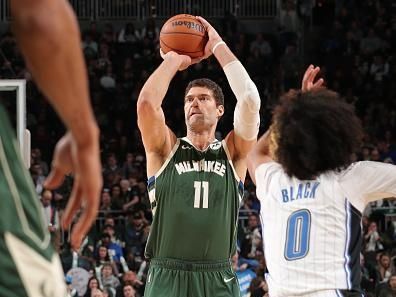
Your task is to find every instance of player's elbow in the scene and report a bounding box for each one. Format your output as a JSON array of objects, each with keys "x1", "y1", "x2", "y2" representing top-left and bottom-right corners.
[
  {"x1": 137, "y1": 93, "x2": 156, "y2": 116},
  {"x1": 243, "y1": 81, "x2": 261, "y2": 112}
]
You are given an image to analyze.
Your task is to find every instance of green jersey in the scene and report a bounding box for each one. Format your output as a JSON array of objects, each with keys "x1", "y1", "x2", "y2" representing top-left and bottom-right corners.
[
  {"x1": 145, "y1": 137, "x2": 244, "y2": 261},
  {"x1": 0, "y1": 104, "x2": 66, "y2": 297}
]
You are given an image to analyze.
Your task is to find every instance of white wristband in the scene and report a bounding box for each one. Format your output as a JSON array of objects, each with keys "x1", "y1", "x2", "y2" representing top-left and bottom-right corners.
[{"x1": 211, "y1": 41, "x2": 226, "y2": 54}]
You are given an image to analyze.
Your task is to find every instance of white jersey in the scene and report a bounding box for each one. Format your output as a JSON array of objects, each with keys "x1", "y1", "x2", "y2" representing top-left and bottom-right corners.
[{"x1": 255, "y1": 161, "x2": 396, "y2": 297}]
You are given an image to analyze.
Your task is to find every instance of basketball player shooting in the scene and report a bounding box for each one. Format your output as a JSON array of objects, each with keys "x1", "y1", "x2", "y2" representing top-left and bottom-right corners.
[
  {"x1": 137, "y1": 16, "x2": 261, "y2": 297},
  {"x1": 0, "y1": 0, "x2": 101, "y2": 296},
  {"x1": 247, "y1": 66, "x2": 396, "y2": 297}
]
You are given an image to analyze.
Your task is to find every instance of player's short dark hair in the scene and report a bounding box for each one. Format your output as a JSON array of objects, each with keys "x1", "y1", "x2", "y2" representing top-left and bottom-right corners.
[
  {"x1": 185, "y1": 78, "x2": 224, "y2": 106},
  {"x1": 271, "y1": 88, "x2": 363, "y2": 180}
]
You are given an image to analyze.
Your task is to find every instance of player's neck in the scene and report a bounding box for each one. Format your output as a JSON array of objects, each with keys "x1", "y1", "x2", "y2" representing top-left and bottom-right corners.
[{"x1": 186, "y1": 130, "x2": 216, "y2": 151}]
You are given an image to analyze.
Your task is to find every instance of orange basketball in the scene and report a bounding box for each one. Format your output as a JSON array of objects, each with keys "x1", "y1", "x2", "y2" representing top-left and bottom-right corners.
[{"x1": 160, "y1": 14, "x2": 208, "y2": 58}]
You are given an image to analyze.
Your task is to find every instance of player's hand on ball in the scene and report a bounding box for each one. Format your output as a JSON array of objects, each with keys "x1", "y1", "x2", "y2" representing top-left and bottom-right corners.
[
  {"x1": 160, "y1": 49, "x2": 193, "y2": 71},
  {"x1": 196, "y1": 16, "x2": 223, "y2": 60},
  {"x1": 301, "y1": 65, "x2": 324, "y2": 92},
  {"x1": 44, "y1": 132, "x2": 102, "y2": 250}
]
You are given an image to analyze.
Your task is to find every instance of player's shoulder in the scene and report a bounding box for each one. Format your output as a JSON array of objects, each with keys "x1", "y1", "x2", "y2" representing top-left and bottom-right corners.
[
  {"x1": 339, "y1": 161, "x2": 393, "y2": 177},
  {"x1": 255, "y1": 161, "x2": 283, "y2": 179},
  {"x1": 256, "y1": 161, "x2": 282, "y2": 171},
  {"x1": 254, "y1": 162, "x2": 284, "y2": 198}
]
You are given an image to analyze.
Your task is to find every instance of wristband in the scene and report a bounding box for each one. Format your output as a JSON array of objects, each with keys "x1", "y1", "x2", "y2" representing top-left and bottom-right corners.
[{"x1": 212, "y1": 41, "x2": 226, "y2": 54}]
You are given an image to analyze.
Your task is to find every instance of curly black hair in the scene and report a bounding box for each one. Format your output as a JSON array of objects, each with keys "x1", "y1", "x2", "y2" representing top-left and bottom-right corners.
[{"x1": 271, "y1": 88, "x2": 363, "y2": 180}]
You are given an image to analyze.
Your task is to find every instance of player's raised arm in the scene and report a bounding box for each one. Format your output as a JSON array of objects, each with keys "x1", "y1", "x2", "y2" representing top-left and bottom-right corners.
[
  {"x1": 247, "y1": 130, "x2": 273, "y2": 185},
  {"x1": 197, "y1": 16, "x2": 261, "y2": 181},
  {"x1": 137, "y1": 51, "x2": 192, "y2": 176}
]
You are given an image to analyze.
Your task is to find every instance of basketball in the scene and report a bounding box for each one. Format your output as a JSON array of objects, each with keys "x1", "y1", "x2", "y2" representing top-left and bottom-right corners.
[{"x1": 160, "y1": 14, "x2": 208, "y2": 58}]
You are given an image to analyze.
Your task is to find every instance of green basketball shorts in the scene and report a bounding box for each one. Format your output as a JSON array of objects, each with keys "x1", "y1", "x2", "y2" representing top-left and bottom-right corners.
[{"x1": 144, "y1": 258, "x2": 241, "y2": 297}]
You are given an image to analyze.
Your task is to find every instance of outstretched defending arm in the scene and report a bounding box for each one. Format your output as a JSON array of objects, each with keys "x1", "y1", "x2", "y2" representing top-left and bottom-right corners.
[{"x1": 247, "y1": 130, "x2": 273, "y2": 185}]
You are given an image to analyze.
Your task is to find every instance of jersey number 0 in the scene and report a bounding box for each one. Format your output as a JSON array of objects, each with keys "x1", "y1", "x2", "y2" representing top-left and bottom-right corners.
[{"x1": 284, "y1": 209, "x2": 311, "y2": 260}]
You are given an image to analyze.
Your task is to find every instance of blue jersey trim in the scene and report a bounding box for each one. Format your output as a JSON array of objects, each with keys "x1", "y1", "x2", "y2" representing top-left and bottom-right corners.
[{"x1": 147, "y1": 175, "x2": 155, "y2": 187}]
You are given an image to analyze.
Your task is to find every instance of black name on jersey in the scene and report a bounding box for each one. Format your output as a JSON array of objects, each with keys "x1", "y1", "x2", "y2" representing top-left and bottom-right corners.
[
  {"x1": 175, "y1": 160, "x2": 226, "y2": 177},
  {"x1": 281, "y1": 182, "x2": 320, "y2": 203}
]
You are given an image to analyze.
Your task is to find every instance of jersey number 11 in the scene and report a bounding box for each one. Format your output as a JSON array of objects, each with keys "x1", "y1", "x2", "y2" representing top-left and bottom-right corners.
[{"x1": 194, "y1": 181, "x2": 209, "y2": 208}]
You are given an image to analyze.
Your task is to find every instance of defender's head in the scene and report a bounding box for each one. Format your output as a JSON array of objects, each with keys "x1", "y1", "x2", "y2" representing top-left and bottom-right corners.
[{"x1": 270, "y1": 88, "x2": 363, "y2": 180}]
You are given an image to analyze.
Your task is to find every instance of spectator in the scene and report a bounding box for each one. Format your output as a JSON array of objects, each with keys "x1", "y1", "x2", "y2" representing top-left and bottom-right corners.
[
  {"x1": 104, "y1": 215, "x2": 125, "y2": 243},
  {"x1": 40, "y1": 189, "x2": 60, "y2": 249},
  {"x1": 378, "y1": 274, "x2": 396, "y2": 297},
  {"x1": 103, "y1": 223, "x2": 124, "y2": 248},
  {"x1": 122, "y1": 283, "x2": 136, "y2": 297},
  {"x1": 375, "y1": 254, "x2": 393, "y2": 285},
  {"x1": 101, "y1": 262, "x2": 121, "y2": 290},
  {"x1": 116, "y1": 272, "x2": 143, "y2": 297},
  {"x1": 139, "y1": 18, "x2": 159, "y2": 42},
  {"x1": 30, "y1": 163, "x2": 46, "y2": 195},
  {"x1": 118, "y1": 23, "x2": 139, "y2": 44},
  {"x1": 240, "y1": 213, "x2": 262, "y2": 260},
  {"x1": 125, "y1": 211, "x2": 145, "y2": 258},
  {"x1": 95, "y1": 245, "x2": 112, "y2": 268},
  {"x1": 100, "y1": 188, "x2": 114, "y2": 213},
  {"x1": 99, "y1": 232, "x2": 124, "y2": 263},
  {"x1": 31, "y1": 147, "x2": 49, "y2": 175},
  {"x1": 82, "y1": 33, "x2": 98, "y2": 58},
  {"x1": 365, "y1": 221, "x2": 384, "y2": 252},
  {"x1": 103, "y1": 153, "x2": 123, "y2": 184},
  {"x1": 84, "y1": 276, "x2": 100, "y2": 297}
]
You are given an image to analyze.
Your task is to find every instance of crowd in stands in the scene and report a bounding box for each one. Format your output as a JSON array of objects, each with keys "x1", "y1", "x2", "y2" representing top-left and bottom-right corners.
[{"x1": 0, "y1": 0, "x2": 395, "y2": 296}]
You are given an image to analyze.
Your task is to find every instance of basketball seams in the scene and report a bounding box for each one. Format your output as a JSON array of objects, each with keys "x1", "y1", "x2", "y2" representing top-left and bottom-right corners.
[
  {"x1": 159, "y1": 14, "x2": 207, "y2": 58},
  {"x1": 160, "y1": 39, "x2": 204, "y2": 54},
  {"x1": 161, "y1": 16, "x2": 206, "y2": 36},
  {"x1": 160, "y1": 31, "x2": 207, "y2": 38},
  {"x1": 163, "y1": 14, "x2": 196, "y2": 24}
]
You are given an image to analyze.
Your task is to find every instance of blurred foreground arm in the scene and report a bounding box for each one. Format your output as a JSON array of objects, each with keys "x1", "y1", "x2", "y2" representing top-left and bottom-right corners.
[{"x1": 11, "y1": 0, "x2": 102, "y2": 249}]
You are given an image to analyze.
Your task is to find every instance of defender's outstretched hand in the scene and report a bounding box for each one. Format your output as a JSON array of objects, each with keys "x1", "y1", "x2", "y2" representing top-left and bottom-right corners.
[
  {"x1": 301, "y1": 65, "x2": 324, "y2": 92},
  {"x1": 44, "y1": 132, "x2": 102, "y2": 250}
]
